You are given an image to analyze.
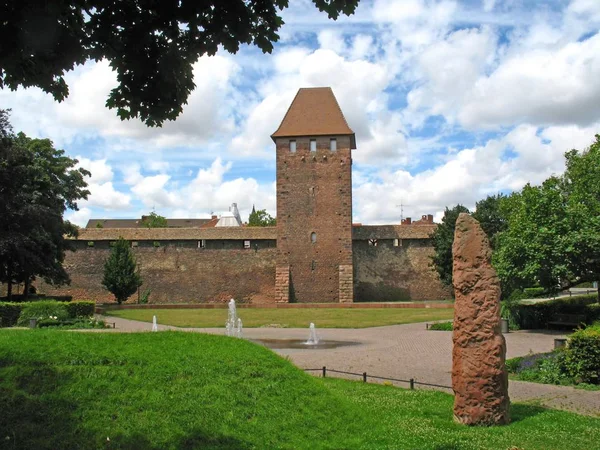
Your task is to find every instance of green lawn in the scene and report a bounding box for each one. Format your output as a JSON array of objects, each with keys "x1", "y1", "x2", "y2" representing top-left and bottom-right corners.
[
  {"x1": 106, "y1": 307, "x2": 454, "y2": 328},
  {"x1": 1, "y1": 330, "x2": 599, "y2": 449}
]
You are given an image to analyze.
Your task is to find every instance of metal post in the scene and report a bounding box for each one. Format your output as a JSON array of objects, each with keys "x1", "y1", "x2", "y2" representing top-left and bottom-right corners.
[
  {"x1": 363, "y1": 372, "x2": 367, "y2": 382},
  {"x1": 322, "y1": 366, "x2": 326, "y2": 378},
  {"x1": 410, "y1": 378, "x2": 415, "y2": 390}
]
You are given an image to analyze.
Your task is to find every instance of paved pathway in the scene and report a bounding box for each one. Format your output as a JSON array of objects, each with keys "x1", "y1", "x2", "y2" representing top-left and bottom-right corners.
[{"x1": 98, "y1": 315, "x2": 600, "y2": 416}]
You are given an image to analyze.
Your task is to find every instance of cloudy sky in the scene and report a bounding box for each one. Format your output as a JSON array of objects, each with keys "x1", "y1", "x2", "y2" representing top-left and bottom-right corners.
[{"x1": 2, "y1": 0, "x2": 600, "y2": 227}]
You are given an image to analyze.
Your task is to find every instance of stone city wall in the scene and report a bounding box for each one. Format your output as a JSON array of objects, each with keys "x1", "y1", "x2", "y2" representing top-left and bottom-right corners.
[{"x1": 35, "y1": 245, "x2": 278, "y2": 304}]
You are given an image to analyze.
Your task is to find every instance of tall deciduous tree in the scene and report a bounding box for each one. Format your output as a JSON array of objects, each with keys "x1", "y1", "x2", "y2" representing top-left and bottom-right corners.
[
  {"x1": 494, "y1": 136, "x2": 600, "y2": 300},
  {"x1": 142, "y1": 212, "x2": 168, "y2": 228},
  {"x1": 248, "y1": 208, "x2": 276, "y2": 227},
  {"x1": 102, "y1": 237, "x2": 142, "y2": 304},
  {"x1": 0, "y1": 110, "x2": 89, "y2": 299},
  {"x1": 430, "y1": 204, "x2": 470, "y2": 289},
  {"x1": 0, "y1": 0, "x2": 359, "y2": 126}
]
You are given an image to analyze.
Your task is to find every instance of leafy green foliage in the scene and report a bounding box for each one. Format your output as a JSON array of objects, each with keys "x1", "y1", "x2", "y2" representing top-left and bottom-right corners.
[
  {"x1": 0, "y1": 110, "x2": 89, "y2": 299},
  {"x1": 430, "y1": 204, "x2": 470, "y2": 288},
  {"x1": 494, "y1": 136, "x2": 600, "y2": 297},
  {"x1": 248, "y1": 208, "x2": 276, "y2": 227},
  {"x1": 563, "y1": 325, "x2": 600, "y2": 384},
  {"x1": 17, "y1": 301, "x2": 69, "y2": 326},
  {"x1": 1, "y1": 331, "x2": 600, "y2": 449},
  {"x1": 472, "y1": 194, "x2": 509, "y2": 249},
  {"x1": 0, "y1": 1, "x2": 359, "y2": 126},
  {"x1": 37, "y1": 317, "x2": 107, "y2": 329},
  {"x1": 430, "y1": 196, "x2": 509, "y2": 292},
  {"x1": 65, "y1": 301, "x2": 95, "y2": 318},
  {"x1": 142, "y1": 211, "x2": 168, "y2": 228},
  {"x1": 102, "y1": 238, "x2": 142, "y2": 304},
  {"x1": 0, "y1": 302, "x2": 22, "y2": 327},
  {"x1": 139, "y1": 288, "x2": 151, "y2": 305},
  {"x1": 503, "y1": 294, "x2": 598, "y2": 330},
  {"x1": 428, "y1": 321, "x2": 453, "y2": 331}
]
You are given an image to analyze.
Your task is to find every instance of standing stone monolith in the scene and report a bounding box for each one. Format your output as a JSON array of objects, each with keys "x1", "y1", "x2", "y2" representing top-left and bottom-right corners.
[{"x1": 452, "y1": 213, "x2": 509, "y2": 425}]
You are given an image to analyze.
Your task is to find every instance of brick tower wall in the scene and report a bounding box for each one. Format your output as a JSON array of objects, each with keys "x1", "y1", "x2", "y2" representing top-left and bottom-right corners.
[{"x1": 275, "y1": 136, "x2": 353, "y2": 303}]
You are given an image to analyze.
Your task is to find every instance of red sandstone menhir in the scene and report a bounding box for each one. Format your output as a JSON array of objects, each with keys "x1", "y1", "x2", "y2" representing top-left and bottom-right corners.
[{"x1": 451, "y1": 213, "x2": 510, "y2": 425}]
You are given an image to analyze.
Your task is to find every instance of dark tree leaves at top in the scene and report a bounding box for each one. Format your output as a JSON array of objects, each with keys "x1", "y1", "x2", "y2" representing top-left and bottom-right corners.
[{"x1": 0, "y1": 0, "x2": 359, "y2": 127}]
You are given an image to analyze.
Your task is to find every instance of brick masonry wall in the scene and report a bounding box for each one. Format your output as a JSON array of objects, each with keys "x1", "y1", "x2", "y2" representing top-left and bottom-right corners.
[
  {"x1": 34, "y1": 247, "x2": 277, "y2": 304},
  {"x1": 353, "y1": 239, "x2": 451, "y2": 301},
  {"x1": 276, "y1": 136, "x2": 353, "y2": 303}
]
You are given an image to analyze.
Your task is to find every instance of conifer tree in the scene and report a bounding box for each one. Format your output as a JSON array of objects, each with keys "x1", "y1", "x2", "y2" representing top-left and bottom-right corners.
[{"x1": 102, "y1": 238, "x2": 142, "y2": 304}]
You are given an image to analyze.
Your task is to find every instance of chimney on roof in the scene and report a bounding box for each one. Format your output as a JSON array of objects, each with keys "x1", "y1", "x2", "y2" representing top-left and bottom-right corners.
[
  {"x1": 402, "y1": 217, "x2": 412, "y2": 225},
  {"x1": 211, "y1": 215, "x2": 217, "y2": 220}
]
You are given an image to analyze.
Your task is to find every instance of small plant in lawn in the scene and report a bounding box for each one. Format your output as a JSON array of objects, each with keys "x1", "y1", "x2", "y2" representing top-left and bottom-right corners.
[{"x1": 102, "y1": 237, "x2": 142, "y2": 304}]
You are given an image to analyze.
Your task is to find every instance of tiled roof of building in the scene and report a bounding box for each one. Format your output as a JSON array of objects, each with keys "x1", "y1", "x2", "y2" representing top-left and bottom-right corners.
[
  {"x1": 352, "y1": 224, "x2": 436, "y2": 240},
  {"x1": 86, "y1": 218, "x2": 212, "y2": 229},
  {"x1": 75, "y1": 227, "x2": 278, "y2": 241},
  {"x1": 271, "y1": 87, "x2": 356, "y2": 148},
  {"x1": 74, "y1": 224, "x2": 436, "y2": 241}
]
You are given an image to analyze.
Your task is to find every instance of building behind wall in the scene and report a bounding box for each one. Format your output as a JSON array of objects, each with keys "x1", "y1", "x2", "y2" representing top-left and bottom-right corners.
[{"x1": 1, "y1": 88, "x2": 451, "y2": 303}]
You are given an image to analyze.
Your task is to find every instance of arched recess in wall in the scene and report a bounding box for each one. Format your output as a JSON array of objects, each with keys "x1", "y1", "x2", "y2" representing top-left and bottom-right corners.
[{"x1": 310, "y1": 232, "x2": 317, "y2": 243}]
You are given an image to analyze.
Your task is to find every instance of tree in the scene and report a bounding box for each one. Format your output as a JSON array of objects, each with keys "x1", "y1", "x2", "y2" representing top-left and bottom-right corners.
[
  {"x1": 430, "y1": 204, "x2": 470, "y2": 289},
  {"x1": 472, "y1": 194, "x2": 508, "y2": 249},
  {"x1": 102, "y1": 237, "x2": 142, "y2": 304},
  {"x1": 248, "y1": 208, "x2": 276, "y2": 227},
  {"x1": 0, "y1": 110, "x2": 89, "y2": 299},
  {"x1": 142, "y1": 211, "x2": 168, "y2": 228},
  {"x1": 494, "y1": 136, "x2": 600, "y2": 300},
  {"x1": 0, "y1": 0, "x2": 359, "y2": 127}
]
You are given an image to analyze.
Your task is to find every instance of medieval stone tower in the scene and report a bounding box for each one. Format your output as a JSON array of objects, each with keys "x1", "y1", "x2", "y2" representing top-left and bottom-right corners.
[{"x1": 271, "y1": 87, "x2": 355, "y2": 303}]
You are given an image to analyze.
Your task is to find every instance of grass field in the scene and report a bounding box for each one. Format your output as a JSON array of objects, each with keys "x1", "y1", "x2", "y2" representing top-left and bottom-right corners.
[
  {"x1": 1, "y1": 330, "x2": 599, "y2": 449},
  {"x1": 106, "y1": 307, "x2": 455, "y2": 328}
]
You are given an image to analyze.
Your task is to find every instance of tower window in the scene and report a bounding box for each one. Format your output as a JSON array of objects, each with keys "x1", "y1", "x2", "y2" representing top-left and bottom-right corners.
[
  {"x1": 310, "y1": 232, "x2": 317, "y2": 243},
  {"x1": 198, "y1": 240, "x2": 206, "y2": 249},
  {"x1": 330, "y1": 138, "x2": 337, "y2": 151},
  {"x1": 290, "y1": 140, "x2": 296, "y2": 153},
  {"x1": 310, "y1": 139, "x2": 317, "y2": 152}
]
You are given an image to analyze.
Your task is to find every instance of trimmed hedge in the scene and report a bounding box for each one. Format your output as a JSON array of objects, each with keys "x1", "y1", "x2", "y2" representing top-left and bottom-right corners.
[
  {"x1": 0, "y1": 302, "x2": 23, "y2": 327},
  {"x1": 507, "y1": 295, "x2": 599, "y2": 329},
  {"x1": 0, "y1": 300, "x2": 95, "y2": 327},
  {"x1": 65, "y1": 301, "x2": 95, "y2": 318},
  {"x1": 428, "y1": 322, "x2": 453, "y2": 331},
  {"x1": 564, "y1": 325, "x2": 600, "y2": 384}
]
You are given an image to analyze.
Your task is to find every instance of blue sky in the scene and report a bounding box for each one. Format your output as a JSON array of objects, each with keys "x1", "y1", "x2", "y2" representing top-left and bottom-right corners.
[{"x1": 2, "y1": 0, "x2": 600, "y2": 226}]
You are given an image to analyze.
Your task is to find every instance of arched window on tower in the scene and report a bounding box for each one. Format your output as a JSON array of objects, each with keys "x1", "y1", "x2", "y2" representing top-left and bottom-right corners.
[{"x1": 311, "y1": 232, "x2": 317, "y2": 244}]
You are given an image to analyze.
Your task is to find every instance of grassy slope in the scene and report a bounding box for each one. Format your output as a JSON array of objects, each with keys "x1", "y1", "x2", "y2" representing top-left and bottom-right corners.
[
  {"x1": 1, "y1": 331, "x2": 599, "y2": 450},
  {"x1": 106, "y1": 307, "x2": 454, "y2": 328}
]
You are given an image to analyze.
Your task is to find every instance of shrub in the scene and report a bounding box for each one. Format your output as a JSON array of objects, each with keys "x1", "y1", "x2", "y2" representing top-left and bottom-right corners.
[
  {"x1": 523, "y1": 287, "x2": 546, "y2": 298},
  {"x1": 563, "y1": 325, "x2": 600, "y2": 384},
  {"x1": 0, "y1": 302, "x2": 23, "y2": 327},
  {"x1": 507, "y1": 294, "x2": 598, "y2": 329},
  {"x1": 17, "y1": 301, "x2": 69, "y2": 326},
  {"x1": 428, "y1": 322, "x2": 453, "y2": 331},
  {"x1": 139, "y1": 288, "x2": 151, "y2": 304},
  {"x1": 65, "y1": 301, "x2": 95, "y2": 318}
]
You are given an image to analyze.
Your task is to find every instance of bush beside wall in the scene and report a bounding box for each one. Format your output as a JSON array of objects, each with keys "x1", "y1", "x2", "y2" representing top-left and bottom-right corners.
[
  {"x1": 507, "y1": 295, "x2": 599, "y2": 329},
  {"x1": 65, "y1": 301, "x2": 95, "y2": 318},
  {"x1": 0, "y1": 300, "x2": 95, "y2": 327},
  {"x1": 0, "y1": 303, "x2": 23, "y2": 327}
]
